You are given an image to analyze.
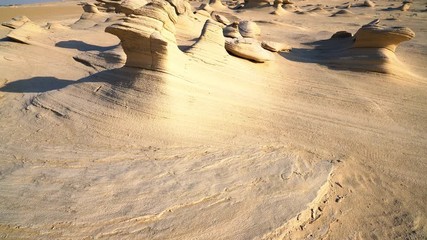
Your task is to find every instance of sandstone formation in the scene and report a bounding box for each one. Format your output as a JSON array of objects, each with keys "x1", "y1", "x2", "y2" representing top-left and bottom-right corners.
[
  {"x1": 105, "y1": 0, "x2": 187, "y2": 72},
  {"x1": 238, "y1": 20, "x2": 261, "y2": 38},
  {"x1": 363, "y1": 0, "x2": 375, "y2": 7},
  {"x1": 186, "y1": 20, "x2": 230, "y2": 64},
  {"x1": 244, "y1": 0, "x2": 270, "y2": 8},
  {"x1": 1, "y1": 16, "x2": 31, "y2": 29},
  {"x1": 271, "y1": 0, "x2": 286, "y2": 15},
  {"x1": 209, "y1": 0, "x2": 227, "y2": 9},
  {"x1": 353, "y1": 19, "x2": 415, "y2": 52},
  {"x1": 261, "y1": 40, "x2": 291, "y2": 52},
  {"x1": 83, "y1": 2, "x2": 101, "y2": 13},
  {"x1": 212, "y1": 12, "x2": 230, "y2": 25},
  {"x1": 225, "y1": 38, "x2": 275, "y2": 62},
  {"x1": 223, "y1": 22, "x2": 242, "y2": 38},
  {"x1": 399, "y1": 3, "x2": 411, "y2": 11},
  {"x1": 331, "y1": 9, "x2": 354, "y2": 17},
  {"x1": 118, "y1": 0, "x2": 149, "y2": 15}
]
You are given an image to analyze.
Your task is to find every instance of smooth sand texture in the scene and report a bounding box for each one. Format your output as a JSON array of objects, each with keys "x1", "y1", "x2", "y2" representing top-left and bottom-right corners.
[{"x1": 0, "y1": 0, "x2": 426, "y2": 239}]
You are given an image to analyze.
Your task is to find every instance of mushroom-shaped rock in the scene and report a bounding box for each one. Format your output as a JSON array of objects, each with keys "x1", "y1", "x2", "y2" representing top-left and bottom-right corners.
[
  {"x1": 186, "y1": 20, "x2": 229, "y2": 64},
  {"x1": 105, "y1": 1, "x2": 186, "y2": 72},
  {"x1": 83, "y1": 2, "x2": 100, "y2": 13},
  {"x1": 353, "y1": 19, "x2": 415, "y2": 52},
  {"x1": 225, "y1": 38, "x2": 274, "y2": 62},
  {"x1": 261, "y1": 40, "x2": 291, "y2": 52},
  {"x1": 223, "y1": 22, "x2": 242, "y2": 38},
  {"x1": 2, "y1": 16, "x2": 31, "y2": 29},
  {"x1": 238, "y1": 20, "x2": 260, "y2": 38}
]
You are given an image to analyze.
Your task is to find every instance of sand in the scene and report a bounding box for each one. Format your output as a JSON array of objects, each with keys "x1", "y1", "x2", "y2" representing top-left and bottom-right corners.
[{"x1": 0, "y1": 0, "x2": 426, "y2": 239}]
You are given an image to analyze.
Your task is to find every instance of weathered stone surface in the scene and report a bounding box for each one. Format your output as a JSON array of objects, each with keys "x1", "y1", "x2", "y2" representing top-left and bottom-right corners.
[
  {"x1": 223, "y1": 22, "x2": 242, "y2": 38},
  {"x1": 261, "y1": 40, "x2": 291, "y2": 52},
  {"x1": 225, "y1": 38, "x2": 274, "y2": 62},
  {"x1": 105, "y1": 0, "x2": 186, "y2": 72},
  {"x1": 83, "y1": 3, "x2": 101, "y2": 13},
  {"x1": 119, "y1": 0, "x2": 149, "y2": 15},
  {"x1": 238, "y1": 20, "x2": 260, "y2": 38},
  {"x1": 2, "y1": 16, "x2": 31, "y2": 29},
  {"x1": 353, "y1": 19, "x2": 415, "y2": 52}
]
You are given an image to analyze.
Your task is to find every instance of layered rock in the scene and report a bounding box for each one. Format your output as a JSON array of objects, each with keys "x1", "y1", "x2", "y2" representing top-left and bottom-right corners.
[
  {"x1": 261, "y1": 40, "x2": 291, "y2": 52},
  {"x1": 105, "y1": 0, "x2": 187, "y2": 72},
  {"x1": 353, "y1": 19, "x2": 415, "y2": 52},
  {"x1": 238, "y1": 21, "x2": 261, "y2": 38},
  {"x1": 225, "y1": 38, "x2": 274, "y2": 62},
  {"x1": 318, "y1": 20, "x2": 416, "y2": 73},
  {"x1": 118, "y1": 0, "x2": 150, "y2": 15},
  {"x1": 1, "y1": 16, "x2": 31, "y2": 29},
  {"x1": 223, "y1": 22, "x2": 242, "y2": 38},
  {"x1": 186, "y1": 20, "x2": 229, "y2": 64}
]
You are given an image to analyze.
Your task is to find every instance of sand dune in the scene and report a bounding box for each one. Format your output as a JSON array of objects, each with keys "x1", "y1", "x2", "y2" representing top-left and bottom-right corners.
[{"x1": 0, "y1": 0, "x2": 426, "y2": 239}]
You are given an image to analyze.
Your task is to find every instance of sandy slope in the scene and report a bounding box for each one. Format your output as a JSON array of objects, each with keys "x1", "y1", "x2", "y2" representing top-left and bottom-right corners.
[{"x1": 0, "y1": 0, "x2": 426, "y2": 239}]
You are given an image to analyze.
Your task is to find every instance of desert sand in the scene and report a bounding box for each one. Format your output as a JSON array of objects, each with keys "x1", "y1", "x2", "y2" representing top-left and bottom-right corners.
[{"x1": 0, "y1": 0, "x2": 426, "y2": 239}]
